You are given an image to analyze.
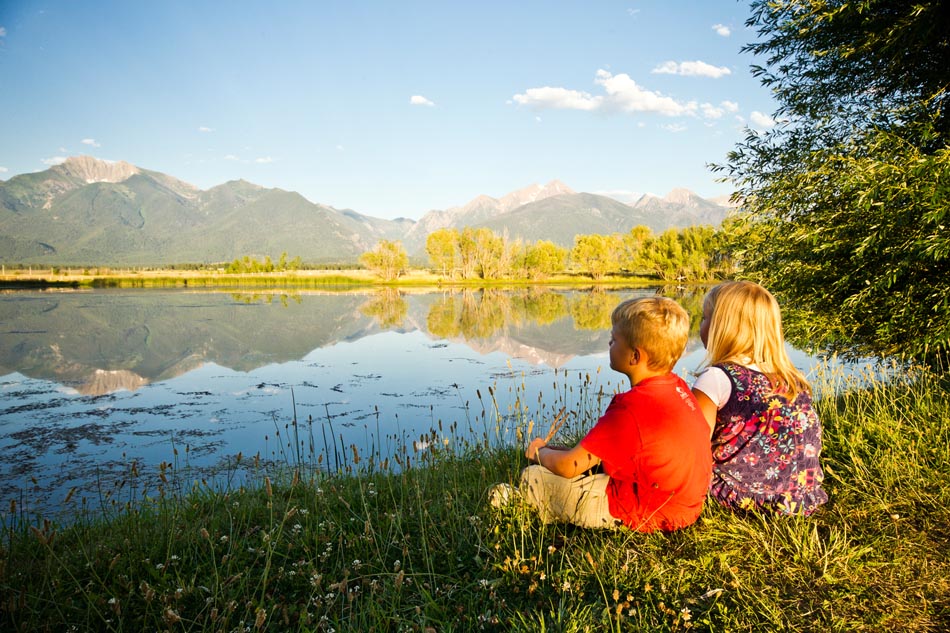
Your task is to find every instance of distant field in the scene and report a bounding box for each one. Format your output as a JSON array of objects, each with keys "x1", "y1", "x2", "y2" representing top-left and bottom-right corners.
[{"x1": 0, "y1": 267, "x2": 663, "y2": 288}]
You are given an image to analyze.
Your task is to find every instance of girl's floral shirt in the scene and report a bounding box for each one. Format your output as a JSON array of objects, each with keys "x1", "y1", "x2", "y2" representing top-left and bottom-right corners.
[{"x1": 709, "y1": 363, "x2": 828, "y2": 516}]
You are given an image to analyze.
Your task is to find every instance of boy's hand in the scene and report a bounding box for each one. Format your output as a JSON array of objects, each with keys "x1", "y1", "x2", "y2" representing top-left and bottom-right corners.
[{"x1": 525, "y1": 437, "x2": 547, "y2": 463}]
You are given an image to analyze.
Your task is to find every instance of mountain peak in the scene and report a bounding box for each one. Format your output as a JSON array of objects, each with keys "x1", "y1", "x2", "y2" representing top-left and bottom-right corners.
[
  {"x1": 54, "y1": 155, "x2": 140, "y2": 184},
  {"x1": 498, "y1": 180, "x2": 574, "y2": 212},
  {"x1": 540, "y1": 179, "x2": 574, "y2": 197},
  {"x1": 663, "y1": 188, "x2": 700, "y2": 205}
]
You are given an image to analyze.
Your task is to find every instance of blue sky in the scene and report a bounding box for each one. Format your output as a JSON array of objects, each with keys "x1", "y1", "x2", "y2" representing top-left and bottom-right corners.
[{"x1": 0, "y1": 1, "x2": 777, "y2": 220}]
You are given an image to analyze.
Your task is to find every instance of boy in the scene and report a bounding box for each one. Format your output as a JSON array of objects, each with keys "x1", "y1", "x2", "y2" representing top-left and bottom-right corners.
[{"x1": 493, "y1": 297, "x2": 712, "y2": 531}]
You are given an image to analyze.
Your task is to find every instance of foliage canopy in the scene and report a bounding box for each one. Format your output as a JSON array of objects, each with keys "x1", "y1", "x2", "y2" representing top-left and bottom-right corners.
[
  {"x1": 720, "y1": 0, "x2": 950, "y2": 363},
  {"x1": 358, "y1": 240, "x2": 408, "y2": 281}
]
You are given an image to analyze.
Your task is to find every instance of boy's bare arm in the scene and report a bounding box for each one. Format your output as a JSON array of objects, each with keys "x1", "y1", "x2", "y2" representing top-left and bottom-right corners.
[
  {"x1": 526, "y1": 437, "x2": 601, "y2": 478},
  {"x1": 691, "y1": 387, "x2": 718, "y2": 437}
]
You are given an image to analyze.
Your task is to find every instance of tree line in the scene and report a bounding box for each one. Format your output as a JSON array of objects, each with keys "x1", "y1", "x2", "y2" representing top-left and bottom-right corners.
[
  {"x1": 360, "y1": 224, "x2": 740, "y2": 282},
  {"x1": 226, "y1": 252, "x2": 303, "y2": 274}
]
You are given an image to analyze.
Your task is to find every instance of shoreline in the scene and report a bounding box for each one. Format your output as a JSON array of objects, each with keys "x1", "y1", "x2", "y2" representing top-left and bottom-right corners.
[{"x1": 0, "y1": 267, "x2": 671, "y2": 290}]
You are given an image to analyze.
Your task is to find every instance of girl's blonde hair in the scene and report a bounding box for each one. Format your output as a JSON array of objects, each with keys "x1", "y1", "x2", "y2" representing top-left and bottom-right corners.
[{"x1": 701, "y1": 281, "x2": 811, "y2": 400}]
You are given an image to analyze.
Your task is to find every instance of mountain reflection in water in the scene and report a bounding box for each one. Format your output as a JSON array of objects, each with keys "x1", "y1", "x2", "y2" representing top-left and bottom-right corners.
[
  {"x1": 1, "y1": 286, "x2": 719, "y2": 520},
  {"x1": 0, "y1": 287, "x2": 704, "y2": 395}
]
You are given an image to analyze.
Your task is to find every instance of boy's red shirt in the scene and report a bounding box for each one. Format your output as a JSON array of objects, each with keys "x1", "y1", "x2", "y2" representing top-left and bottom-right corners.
[{"x1": 581, "y1": 373, "x2": 712, "y2": 532}]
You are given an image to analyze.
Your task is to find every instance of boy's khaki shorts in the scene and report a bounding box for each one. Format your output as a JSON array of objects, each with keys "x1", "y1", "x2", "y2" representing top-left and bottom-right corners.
[{"x1": 519, "y1": 464, "x2": 622, "y2": 529}]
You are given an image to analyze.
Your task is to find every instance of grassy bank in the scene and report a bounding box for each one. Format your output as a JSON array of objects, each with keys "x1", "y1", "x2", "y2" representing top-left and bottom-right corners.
[
  {"x1": 2, "y1": 364, "x2": 949, "y2": 631},
  {"x1": 0, "y1": 267, "x2": 661, "y2": 290}
]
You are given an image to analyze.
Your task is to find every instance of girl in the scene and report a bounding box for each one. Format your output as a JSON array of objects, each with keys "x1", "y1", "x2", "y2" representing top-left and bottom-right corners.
[{"x1": 692, "y1": 281, "x2": 828, "y2": 516}]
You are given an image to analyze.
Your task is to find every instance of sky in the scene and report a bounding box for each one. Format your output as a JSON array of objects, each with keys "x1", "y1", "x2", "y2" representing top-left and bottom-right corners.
[{"x1": 0, "y1": 1, "x2": 778, "y2": 220}]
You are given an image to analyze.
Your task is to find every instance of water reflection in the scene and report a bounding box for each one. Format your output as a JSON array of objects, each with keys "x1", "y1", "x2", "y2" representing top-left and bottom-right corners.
[
  {"x1": 0, "y1": 286, "x2": 708, "y2": 394},
  {"x1": 1, "y1": 285, "x2": 725, "y2": 521}
]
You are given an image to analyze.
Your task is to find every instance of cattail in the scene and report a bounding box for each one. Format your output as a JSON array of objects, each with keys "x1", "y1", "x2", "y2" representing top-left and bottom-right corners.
[
  {"x1": 30, "y1": 526, "x2": 47, "y2": 545},
  {"x1": 254, "y1": 607, "x2": 267, "y2": 629}
]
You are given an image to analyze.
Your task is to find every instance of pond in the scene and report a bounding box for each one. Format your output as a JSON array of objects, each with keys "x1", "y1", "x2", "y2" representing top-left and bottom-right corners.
[{"x1": 0, "y1": 286, "x2": 844, "y2": 522}]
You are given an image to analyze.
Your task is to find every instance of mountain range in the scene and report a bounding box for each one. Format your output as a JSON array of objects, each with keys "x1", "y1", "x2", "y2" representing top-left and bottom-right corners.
[{"x1": 0, "y1": 156, "x2": 732, "y2": 266}]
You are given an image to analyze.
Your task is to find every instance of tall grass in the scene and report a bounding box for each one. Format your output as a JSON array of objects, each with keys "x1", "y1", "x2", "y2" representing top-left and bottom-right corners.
[{"x1": 2, "y1": 362, "x2": 949, "y2": 631}]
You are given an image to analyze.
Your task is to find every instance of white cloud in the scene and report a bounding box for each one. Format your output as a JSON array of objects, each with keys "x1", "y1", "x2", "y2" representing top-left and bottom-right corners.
[
  {"x1": 81, "y1": 138, "x2": 101, "y2": 148},
  {"x1": 627, "y1": 8, "x2": 640, "y2": 17},
  {"x1": 661, "y1": 123, "x2": 688, "y2": 133},
  {"x1": 0, "y1": 166, "x2": 8, "y2": 173},
  {"x1": 513, "y1": 69, "x2": 709, "y2": 118},
  {"x1": 720, "y1": 100, "x2": 740, "y2": 112},
  {"x1": 712, "y1": 23, "x2": 731, "y2": 37},
  {"x1": 513, "y1": 86, "x2": 602, "y2": 111},
  {"x1": 750, "y1": 111, "x2": 776, "y2": 129},
  {"x1": 198, "y1": 126, "x2": 215, "y2": 133},
  {"x1": 652, "y1": 60, "x2": 731, "y2": 78},
  {"x1": 409, "y1": 95, "x2": 435, "y2": 107},
  {"x1": 224, "y1": 154, "x2": 240, "y2": 161},
  {"x1": 42, "y1": 156, "x2": 68, "y2": 166},
  {"x1": 595, "y1": 70, "x2": 695, "y2": 116},
  {"x1": 255, "y1": 156, "x2": 275, "y2": 164},
  {"x1": 0, "y1": 26, "x2": 6, "y2": 37},
  {"x1": 700, "y1": 103, "x2": 724, "y2": 119}
]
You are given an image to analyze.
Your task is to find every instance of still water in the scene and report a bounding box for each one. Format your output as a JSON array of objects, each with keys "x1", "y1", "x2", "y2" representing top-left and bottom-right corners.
[{"x1": 0, "y1": 286, "x2": 834, "y2": 521}]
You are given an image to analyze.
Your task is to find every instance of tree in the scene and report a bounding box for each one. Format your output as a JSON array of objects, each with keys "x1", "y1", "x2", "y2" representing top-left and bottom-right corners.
[
  {"x1": 359, "y1": 240, "x2": 409, "y2": 281},
  {"x1": 621, "y1": 226, "x2": 653, "y2": 274},
  {"x1": 457, "y1": 227, "x2": 506, "y2": 280},
  {"x1": 570, "y1": 234, "x2": 621, "y2": 280},
  {"x1": 426, "y1": 228, "x2": 459, "y2": 277},
  {"x1": 474, "y1": 228, "x2": 506, "y2": 279},
  {"x1": 524, "y1": 240, "x2": 567, "y2": 280},
  {"x1": 641, "y1": 229, "x2": 683, "y2": 282},
  {"x1": 457, "y1": 228, "x2": 479, "y2": 280},
  {"x1": 719, "y1": 0, "x2": 950, "y2": 363}
]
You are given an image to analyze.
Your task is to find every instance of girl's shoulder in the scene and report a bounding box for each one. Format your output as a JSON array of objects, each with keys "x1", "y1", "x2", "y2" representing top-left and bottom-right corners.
[
  {"x1": 693, "y1": 366, "x2": 732, "y2": 409},
  {"x1": 715, "y1": 362, "x2": 764, "y2": 380},
  {"x1": 713, "y1": 362, "x2": 773, "y2": 395}
]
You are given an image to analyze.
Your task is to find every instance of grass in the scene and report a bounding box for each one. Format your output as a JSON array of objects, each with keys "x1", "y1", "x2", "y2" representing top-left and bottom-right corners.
[
  {"x1": 2, "y1": 363, "x2": 949, "y2": 631},
  {"x1": 0, "y1": 267, "x2": 664, "y2": 290}
]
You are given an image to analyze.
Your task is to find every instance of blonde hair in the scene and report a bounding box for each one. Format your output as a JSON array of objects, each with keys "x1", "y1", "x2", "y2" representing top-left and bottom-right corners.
[
  {"x1": 701, "y1": 281, "x2": 811, "y2": 400},
  {"x1": 612, "y1": 296, "x2": 690, "y2": 371}
]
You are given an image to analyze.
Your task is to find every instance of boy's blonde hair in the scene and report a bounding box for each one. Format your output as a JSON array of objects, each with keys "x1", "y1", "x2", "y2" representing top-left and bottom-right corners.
[
  {"x1": 611, "y1": 296, "x2": 690, "y2": 371},
  {"x1": 701, "y1": 281, "x2": 811, "y2": 400}
]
